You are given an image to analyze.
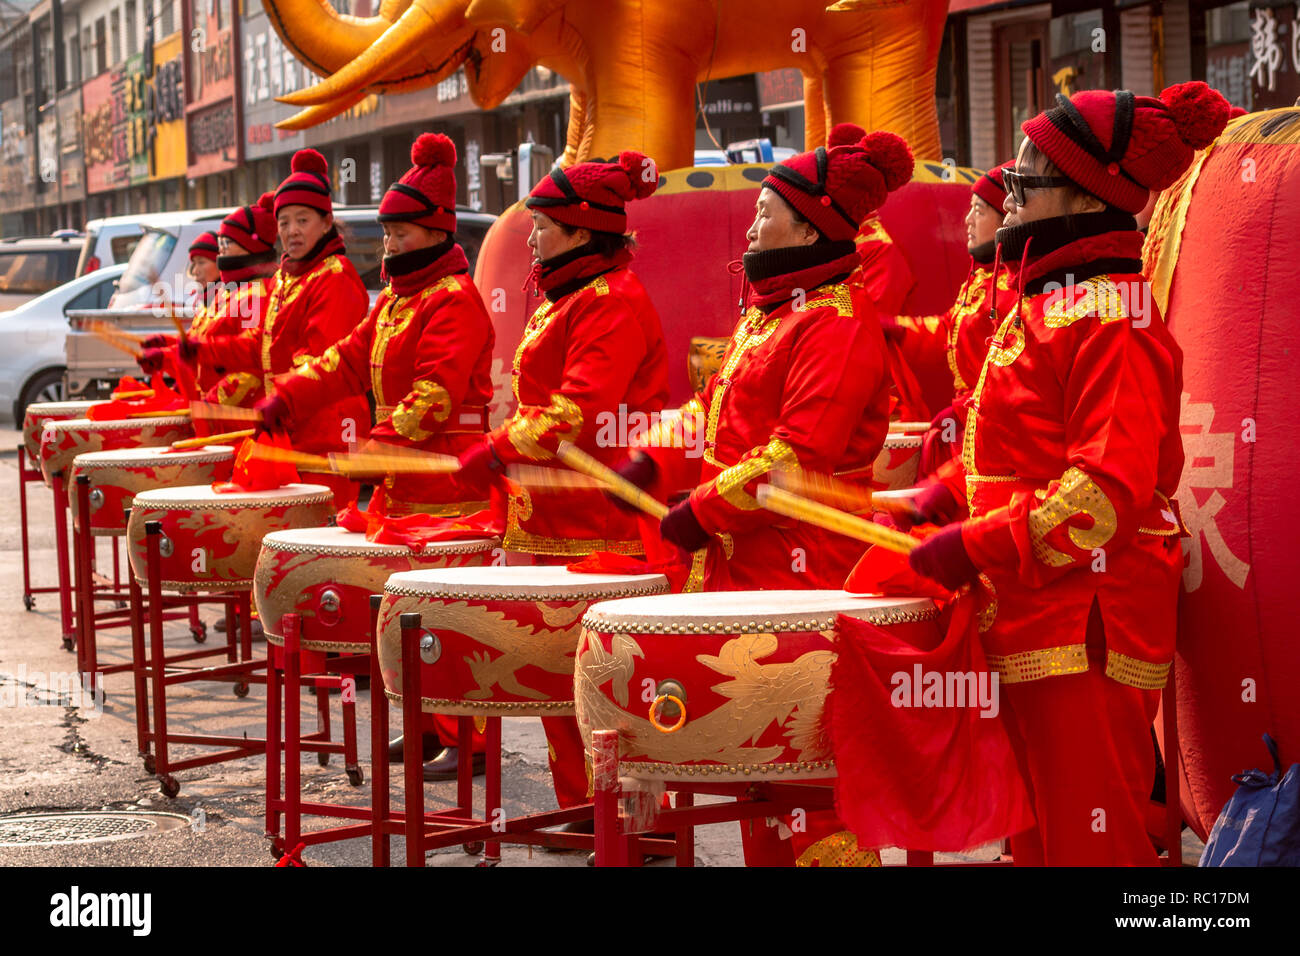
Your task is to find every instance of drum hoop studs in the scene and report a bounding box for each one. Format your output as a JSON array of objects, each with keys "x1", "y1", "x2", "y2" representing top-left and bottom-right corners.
[{"x1": 649, "y1": 694, "x2": 687, "y2": 734}]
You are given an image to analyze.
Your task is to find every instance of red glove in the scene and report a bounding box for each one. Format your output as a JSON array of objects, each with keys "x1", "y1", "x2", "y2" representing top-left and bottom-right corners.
[
  {"x1": 138, "y1": 348, "x2": 166, "y2": 375},
  {"x1": 660, "y1": 499, "x2": 709, "y2": 553},
  {"x1": 608, "y1": 451, "x2": 658, "y2": 512},
  {"x1": 141, "y1": 334, "x2": 171, "y2": 350},
  {"x1": 457, "y1": 440, "x2": 504, "y2": 489},
  {"x1": 912, "y1": 482, "x2": 960, "y2": 526},
  {"x1": 177, "y1": 336, "x2": 201, "y2": 363},
  {"x1": 908, "y1": 522, "x2": 980, "y2": 590},
  {"x1": 255, "y1": 395, "x2": 291, "y2": 436}
]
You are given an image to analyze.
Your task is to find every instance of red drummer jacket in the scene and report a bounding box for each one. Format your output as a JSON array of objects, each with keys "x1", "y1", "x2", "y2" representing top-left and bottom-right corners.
[
  {"x1": 894, "y1": 259, "x2": 1019, "y2": 492},
  {"x1": 273, "y1": 248, "x2": 495, "y2": 516},
  {"x1": 639, "y1": 276, "x2": 892, "y2": 591},
  {"x1": 202, "y1": 246, "x2": 371, "y2": 456},
  {"x1": 159, "y1": 277, "x2": 275, "y2": 408},
  {"x1": 958, "y1": 230, "x2": 1185, "y2": 689},
  {"x1": 487, "y1": 263, "x2": 669, "y2": 556}
]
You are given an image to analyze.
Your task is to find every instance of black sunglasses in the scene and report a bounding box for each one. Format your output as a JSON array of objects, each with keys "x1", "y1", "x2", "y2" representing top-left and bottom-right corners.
[{"x1": 1003, "y1": 169, "x2": 1073, "y2": 207}]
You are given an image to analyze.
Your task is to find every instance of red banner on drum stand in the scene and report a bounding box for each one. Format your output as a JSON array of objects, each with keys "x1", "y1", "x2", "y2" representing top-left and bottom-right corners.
[{"x1": 828, "y1": 595, "x2": 1035, "y2": 853}]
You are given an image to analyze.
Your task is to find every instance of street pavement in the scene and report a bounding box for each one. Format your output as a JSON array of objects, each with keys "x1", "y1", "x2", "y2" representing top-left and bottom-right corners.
[{"x1": 0, "y1": 423, "x2": 1203, "y2": 867}]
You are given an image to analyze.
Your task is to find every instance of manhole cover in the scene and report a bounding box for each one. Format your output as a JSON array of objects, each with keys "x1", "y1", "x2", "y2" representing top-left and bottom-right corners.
[{"x1": 0, "y1": 812, "x2": 190, "y2": 847}]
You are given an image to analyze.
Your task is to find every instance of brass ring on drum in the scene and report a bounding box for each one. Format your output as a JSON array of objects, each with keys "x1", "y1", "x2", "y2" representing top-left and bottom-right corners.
[
  {"x1": 88, "y1": 488, "x2": 104, "y2": 510},
  {"x1": 158, "y1": 535, "x2": 174, "y2": 558},
  {"x1": 649, "y1": 694, "x2": 687, "y2": 734},
  {"x1": 419, "y1": 631, "x2": 441, "y2": 665}
]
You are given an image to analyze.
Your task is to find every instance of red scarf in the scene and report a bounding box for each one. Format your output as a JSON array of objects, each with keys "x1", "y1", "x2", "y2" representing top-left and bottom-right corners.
[{"x1": 524, "y1": 246, "x2": 634, "y2": 301}]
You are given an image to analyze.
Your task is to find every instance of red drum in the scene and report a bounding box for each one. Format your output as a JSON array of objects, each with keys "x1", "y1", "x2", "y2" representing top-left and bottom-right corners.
[
  {"x1": 40, "y1": 415, "x2": 193, "y2": 488},
  {"x1": 126, "y1": 483, "x2": 335, "y2": 592},
  {"x1": 253, "y1": 527, "x2": 499, "y2": 652},
  {"x1": 22, "y1": 401, "x2": 101, "y2": 460},
  {"x1": 68, "y1": 445, "x2": 236, "y2": 536},
  {"x1": 575, "y1": 590, "x2": 938, "y2": 781},
  {"x1": 870, "y1": 430, "x2": 925, "y2": 490},
  {"x1": 378, "y1": 567, "x2": 669, "y2": 717}
]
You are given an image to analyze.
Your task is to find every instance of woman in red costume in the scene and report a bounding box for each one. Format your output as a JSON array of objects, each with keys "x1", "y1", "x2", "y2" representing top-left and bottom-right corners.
[
  {"x1": 139, "y1": 197, "x2": 280, "y2": 429},
  {"x1": 907, "y1": 81, "x2": 1231, "y2": 865},
  {"x1": 259, "y1": 134, "x2": 496, "y2": 780},
  {"x1": 182, "y1": 149, "x2": 371, "y2": 506},
  {"x1": 456, "y1": 151, "x2": 668, "y2": 819},
  {"x1": 619, "y1": 130, "x2": 911, "y2": 865},
  {"x1": 891, "y1": 161, "x2": 1021, "y2": 522}
]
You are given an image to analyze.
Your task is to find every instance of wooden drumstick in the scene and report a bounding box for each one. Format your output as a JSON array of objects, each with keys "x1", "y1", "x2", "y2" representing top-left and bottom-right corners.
[
  {"x1": 111, "y1": 388, "x2": 155, "y2": 401},
  {"x1": 756, "y1": 484, "x2": 917, "y2": 554},
  {"x1": 555, "y1": 441, "x2": 669, "y2": 520},
  {"x1": 326, "y1": 450, "x2": 459, "y2": 476},
  {"x1": 171, "y1": 428, "x2": 255, "y2": 450},
  {"x1": 127, "y1": 409, "x2": 191, "y2": 419}
]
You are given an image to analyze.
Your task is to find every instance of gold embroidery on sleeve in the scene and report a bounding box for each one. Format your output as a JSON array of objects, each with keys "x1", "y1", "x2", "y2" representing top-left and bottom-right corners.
[
  {"x1": 1026, "y1": 466, "x2": 1118, "y2": 567},
  {"x1": 391, "y1": 380, "x2": 452, "y2": 441}
]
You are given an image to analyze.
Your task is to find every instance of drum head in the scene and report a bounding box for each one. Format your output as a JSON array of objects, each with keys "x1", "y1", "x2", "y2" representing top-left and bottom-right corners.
[
  {"x1": 582, "y1": 590, "x2": 936, "y2": 631},
  {"x1": 261, "y1": 525, "x2": 497, "y2": 556},
  {"x1": 385, "y1": 565, "x2": 668, "y2": 599},
  {"x1": 132, "y1": 482, "x2": 334, "y2": 506},
  {"x1": 72, "y1": 445, "x2": 235, "y2": 469}
]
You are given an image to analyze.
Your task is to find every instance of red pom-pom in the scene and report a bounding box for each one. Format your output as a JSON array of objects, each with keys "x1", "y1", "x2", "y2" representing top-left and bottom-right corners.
[
  {"x1": 617, "y1": 150, "x2": 659, "y2": 200},
  {"x1": 411, "y1": 132, "x2": 456, "y2": 168},
  {"x1": 1161, "y1": 81, "x2": 1230, "y2": 150},
  {"x1": 291, "y1": 148, "x2": 328, "y2": 177},
  {"x1": 256, "y1": 191, "x2": 275, "y2": 212},
  {"x1": 827, "y1": 122, "x2": 866, "y2": 149},
  {"x1": 861, "y1": 131, "x2": 914, "y2": 193}
]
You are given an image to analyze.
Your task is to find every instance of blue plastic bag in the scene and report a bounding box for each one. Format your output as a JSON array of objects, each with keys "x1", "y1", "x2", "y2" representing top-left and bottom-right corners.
[{"x1": 1200, "y1": 734, "x2": 1300, "y2": 867}]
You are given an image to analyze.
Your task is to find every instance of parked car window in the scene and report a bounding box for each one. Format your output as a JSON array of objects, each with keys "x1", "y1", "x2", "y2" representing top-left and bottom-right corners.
[
  {"x1": 0, "y1": 249, "x2": 79, "y2": 294},
  {"x1": 110, "y1": 234, "x2": 141, "y2": 263},
  {"x1": 116, "y1": 228, "x2": 178, "y2": 298},
  {"x1": 339, "y1": 219, "x2": 385, "y2": 291},
  {"x1": 64, "y1": 284, "x2": 101, "y2": 313}
]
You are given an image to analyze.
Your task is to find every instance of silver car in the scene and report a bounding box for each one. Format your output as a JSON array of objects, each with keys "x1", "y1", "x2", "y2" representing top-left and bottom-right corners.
[{"x1": 0, "y1": 264, "x2": 127, "y2": 422}]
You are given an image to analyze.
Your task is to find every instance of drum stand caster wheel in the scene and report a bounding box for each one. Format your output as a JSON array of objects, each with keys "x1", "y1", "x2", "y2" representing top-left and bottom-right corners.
[
  {"x1": 463, "y1": 841, "x2": 484, "y2": 856},
  {"x1": 474, "y1": 854, "x2": 498, "y2": 868},
  {"x1": 317, "y1": 752, "x2": 330, "y2": 768},
  {"x1": 142, "y1": 754, "x2": 156, "y2": 774},
  {"x1": 61, "y1": 635, "x2": 75, "y2": 652},
  {"x1": 346, "y1": 766, "x2": 364, "y2": 787},
  {"x1": 190, "y1": 623, "x2": 207, "y2": 643},
  {"x1": 232, "y1": 680, "x2": 250, "y2": 698},
  {"x1": 23, "y1": 594, "x2": 35, "y2": 611},
  {"x1": 116, "y1": 600, "x2": 127, "y2": 610},
  {"x1": 158, "y1": 774, "x2": 180, "y2": 798}
]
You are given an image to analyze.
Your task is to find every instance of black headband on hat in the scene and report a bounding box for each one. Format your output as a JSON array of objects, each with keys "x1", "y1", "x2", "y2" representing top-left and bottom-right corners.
[
  {"x1": 765, "y1": 147, "x2": 859, "y2": 233},
  {"x1": 1044, "y1": 90, "x2": 1144, "y2": 187},
  {"x1": 275, "y1": 177, "x2": 331, "y2": 199},
  {"x1": 377, "y1": 182, "x2": 446, "y2": 221},
  {"x1": 525, "y1": 166, "x2": 627, "y2": 216}
]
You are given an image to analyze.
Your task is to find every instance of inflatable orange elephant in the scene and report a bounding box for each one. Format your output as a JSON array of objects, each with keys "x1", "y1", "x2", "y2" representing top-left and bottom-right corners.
[{"x1": 264, "y1": 0, "x2": 949, "y2": 165}]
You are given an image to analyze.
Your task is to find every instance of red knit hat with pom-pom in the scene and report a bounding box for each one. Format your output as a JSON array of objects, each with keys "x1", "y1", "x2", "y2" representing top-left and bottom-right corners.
[
  {"x1": 763, "y1": 124, "x2": 913, "y2": 240},
  {"x1": 274, "y1": 148, "x2": 333, "y2": 217},
  {"x1": 188, "y1": 230, "x2": 219, "y2": 262},
  {"x1": 972, "y1": 160, "x2": 1014, "y2": 212},
  {"x1": 379, "y1": 133, "x2": 458, "y2": 234},
  {"x1": 525, "y1": 151, "x2": 658, "y2": 233},
  {"x1": 219, "y1": 192, "x2": 278, "y2": 254},
  {"x1": 1021, "y1": 82, "x2": 1231, "y2": 213}
]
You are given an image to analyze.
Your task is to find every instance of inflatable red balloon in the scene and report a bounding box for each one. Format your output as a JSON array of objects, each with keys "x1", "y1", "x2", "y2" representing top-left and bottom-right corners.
[{"x1": 1145, "y1": 107, "x2": 1300, "y2": 839}]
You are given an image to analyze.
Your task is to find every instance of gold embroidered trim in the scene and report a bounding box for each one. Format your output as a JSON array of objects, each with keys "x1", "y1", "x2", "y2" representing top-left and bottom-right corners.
[
  {"x1": 625, "y1": 758, "x2": 836, "y2": 779},
  {"x1": 682, "y1": 548, "x2": 707, "y2": 593},
  {"x1": 1104, "y1": 650, "x2": 1171, "y2": 689},
  {"x1": 985, "y1": 644, "x2": 1088, "y2": 684},
  {"x1": 380, "y1": 497, "x2": 490, "y2": 519},
  {"x1": 500, "y1": 526, "x2": 643, "y2": 556},
  {"x1": 801, "y1": 282, "x2": 853, "y2": 317},
  {"x1": 704, "y1": 308, "x2": 780, "y2": 468},
  {"x1": 385, "y1": 689, "x2": 575, "y2": 715},
  {"x1": 796, "y1": 831, "x2": 882, "y2": 868},
  {"x1": 1042, "y1": 276, "x2": 1128, "y2": 327},
  {"x1": 215, "y1": 371, "x2": 261, "y2": 407},
  {"x1": 638, "y1": 397, "x2": 705, "y2": 450},
  {"x1": 506, "y1": 393, "x2": 583, "y2": 460},
  {"x1": 262, "y1": 256, "x2": 344, "y2": 391},
  {"x1": 296, "y1": 343, "x2": 343, "y2": 382},
  {"x1": 715, "y1": 437, "x2": 800, "y2": 511},
  {"x1": 392, "y1": 380, "x2": 451, "y2": 441},
  {"x1": 1027, "y1": 466, "x2": 1117, "y2": 567}
]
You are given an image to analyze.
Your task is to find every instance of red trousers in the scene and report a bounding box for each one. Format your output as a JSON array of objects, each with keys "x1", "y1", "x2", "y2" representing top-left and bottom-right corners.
[{"x1": 1000, "y1": 660, "x2": 1160, "y2": 866}]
